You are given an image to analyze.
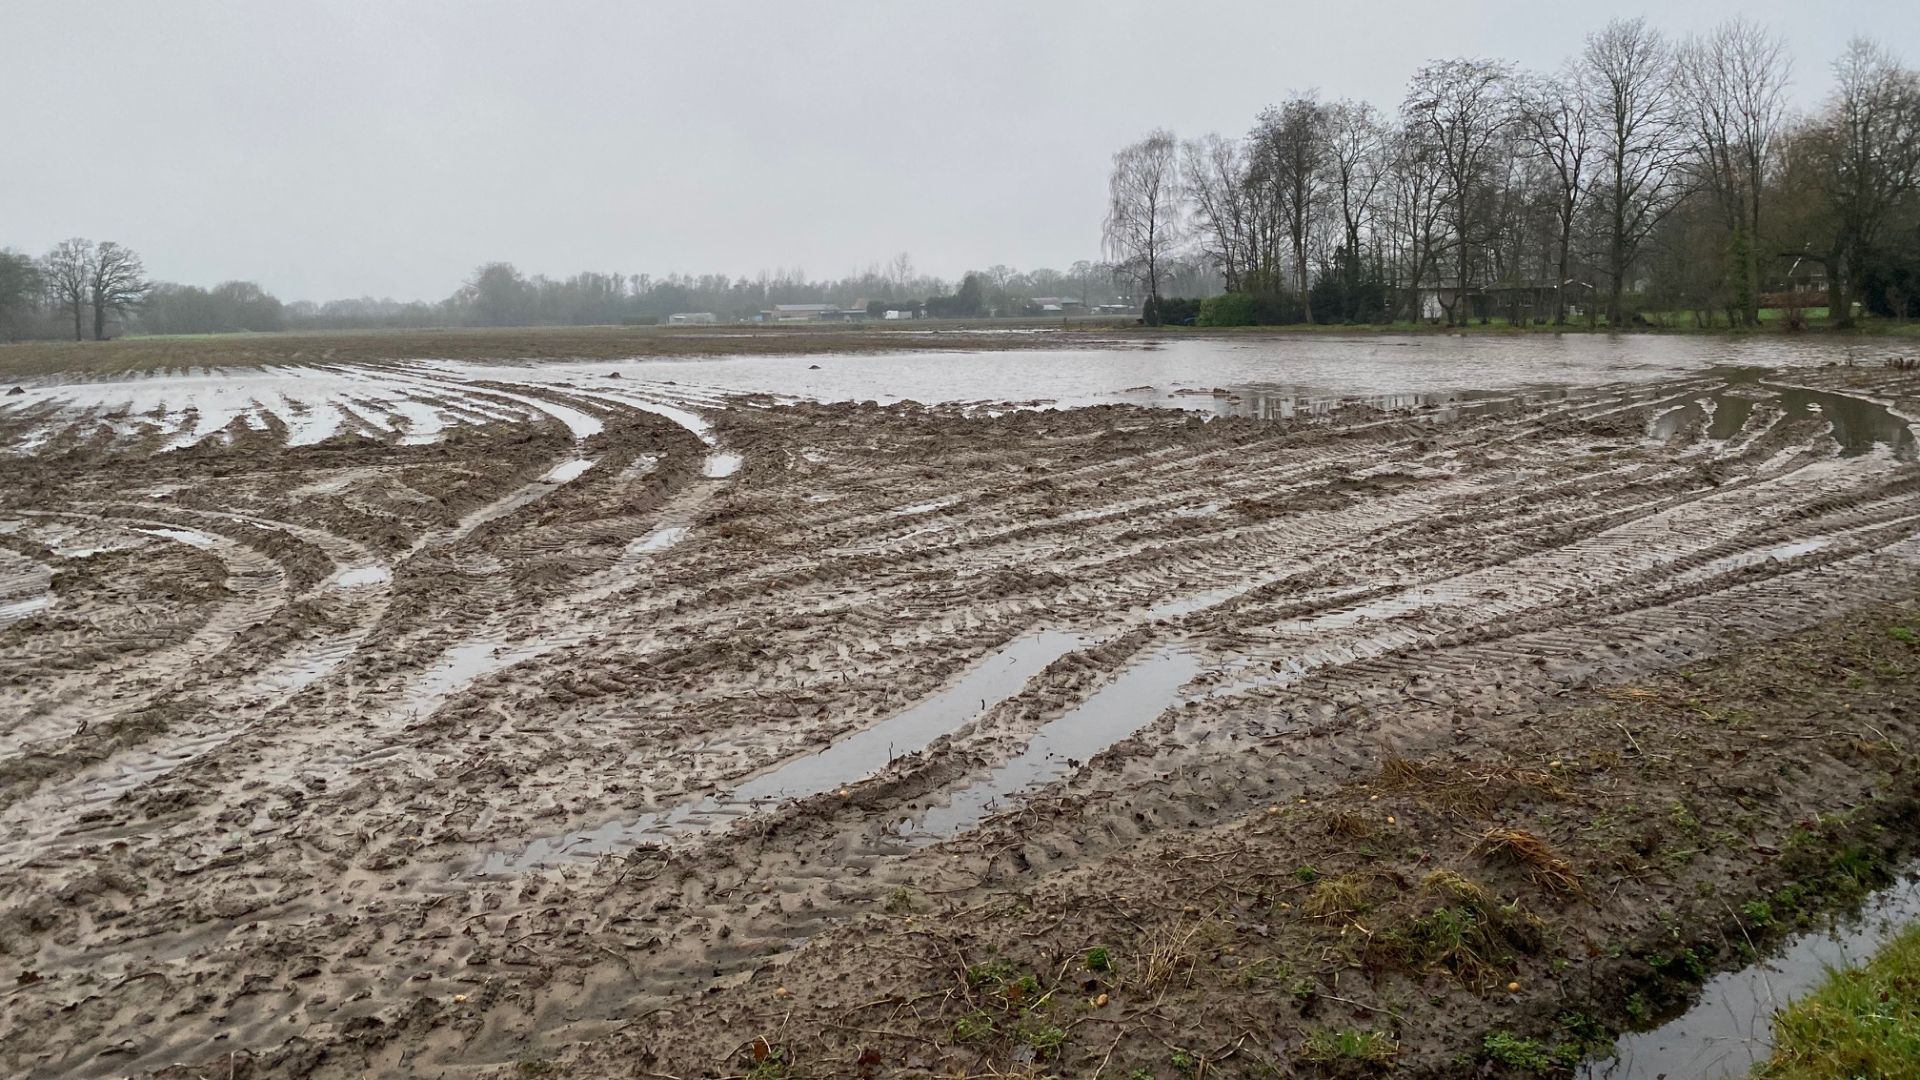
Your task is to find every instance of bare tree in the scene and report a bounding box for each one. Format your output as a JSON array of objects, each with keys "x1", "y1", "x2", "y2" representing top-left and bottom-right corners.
[
  {"x1": 1403, "y1": 58, "x2": 1516, "y2": 324},
  {"x1": 1806, "y1": 39, "x2": 1920, "y2": 326},
  {"x1": 1676, "y1": 18, "x2": 1792, "y2": 326},
  {"x1": 1514, "y1": 69, "x2": 1594, "y2": 324},
  {"x1": 87, "y1": 242, "x2": 148, "y2": 340},
  {"x1": 1181, "y1": 134, "x2": 1254, "y2": 290},
  {"x1": 1249, "y1": 99, "x2": 1329, "y2": 320},
  {"x1": 1385, "y1": 125, "x2": 1448, "y2": 321},
  {"x1": 1322, "y1": 100, "x2": 1388, "y2": 272},
  {"x1": 1585, "y1": 17, "x2": 1689, "y2": 325},
  {"x1": 43, "y1": 238, "x2": 94, "y2": 342},
  {"x1": 1104, "y1": 130, "x2": 1182, "y2": 323}
]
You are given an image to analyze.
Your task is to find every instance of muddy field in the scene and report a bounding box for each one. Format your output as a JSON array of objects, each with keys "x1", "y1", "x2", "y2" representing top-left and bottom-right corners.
[
  {"x1": 0, "y1": 323, "x2": 1132, "y2": 378},
  {"x1": 2, "y1": 346, "x2": 1919, "y2": 1078}
]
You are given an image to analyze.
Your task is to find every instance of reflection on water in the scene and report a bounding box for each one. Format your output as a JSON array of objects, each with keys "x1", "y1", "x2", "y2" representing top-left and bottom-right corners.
[
  {"x1": 902, "y1": 645, "x2": 1204, "y2": 840},
  {"x1": 546, "y1": 334, "x2": 1893, "y2": 414},
  {"x1": 1582, "y1": 868, "x2": 1920, "y2": 1079},
  {"x1": 1646, "y1": 368, "x2": 1915, "y2": 457},
  {"x1": 1193, "y1": 386, "x2": 1557, "y2": 423},
  {"x1": 473, "y1": 629, "x2": 1091, "y2": 873}
]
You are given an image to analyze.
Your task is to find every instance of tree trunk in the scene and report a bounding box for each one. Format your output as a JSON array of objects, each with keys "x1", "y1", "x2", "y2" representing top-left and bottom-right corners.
[
  {"x1": 1145, "y1": 248, "x2": 1161, "y2": 326},
  {"x1": 1744, "y1": 181, "x2": 1763, "y2": 328},
  {"x1": 1405, "y1": 247, "x2": 1425, "y2": 323},
  {"x1": 70, "y1": 301, "x2": 83, "y2": 342},
  {"x1": 1554, "y1": 226, "x2": 1572, "y2": 326},
  {"x1": 1454, "y1": 208, "x2": 1470, "y2": 328},
  {"x1": 1727, "y1": 225, "x2": 1758, "y2": 328},
  {"x1": 1608, "y1": 161, "x2": 1627, "y2": 326},
  {"x1": 1296, "y1": 245, "x2": 1312, "y2": 323},
  {"x1": 93, "y1": 301, "x2": 107, "y2": 341},
  {"x1": 1825, "y1": 242, "x2": 1851, "y2": 328}
]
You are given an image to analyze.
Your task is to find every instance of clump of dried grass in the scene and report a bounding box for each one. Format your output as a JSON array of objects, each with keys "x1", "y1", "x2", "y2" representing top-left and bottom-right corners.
[
  {"x1": 1303, "y1": 874, "x2": 1372, "y2": 924},
  {"x1": 1325, "y1": 809, "x2": 1375, "y2": 839},
  {"x1": 1141, "y1": 921, "x2": 1202, "y2": 992},
  {"x1": 1374, "y1": 754, "x2": 1570, "y2": 818},
  {"x1": 1476, "y1": 827, "x2": 1582, "y2": 895}
]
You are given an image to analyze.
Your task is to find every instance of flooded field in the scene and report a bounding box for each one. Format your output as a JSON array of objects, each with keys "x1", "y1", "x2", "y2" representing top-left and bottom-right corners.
[
  {"x1": 1, "y1": 333, "x2": 1918, "y2": 1077},
  {"x1": 3, "y1": 332, "x2": 1900, "y2": 441}
]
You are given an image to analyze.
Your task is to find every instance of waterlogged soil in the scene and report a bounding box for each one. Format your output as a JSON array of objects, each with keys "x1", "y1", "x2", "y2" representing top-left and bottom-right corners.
[
  {"x1": 0, "y1": 354, "x2": 1917, "y2": 1078},
  {"x1": 540, "y1": 597, "x2": 1920, "y2": 1080}
]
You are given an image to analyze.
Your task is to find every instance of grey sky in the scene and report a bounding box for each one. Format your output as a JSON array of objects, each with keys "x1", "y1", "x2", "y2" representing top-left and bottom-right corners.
[{"x1": 6, "y1": 1, "x2": 1915, "y2": 302}]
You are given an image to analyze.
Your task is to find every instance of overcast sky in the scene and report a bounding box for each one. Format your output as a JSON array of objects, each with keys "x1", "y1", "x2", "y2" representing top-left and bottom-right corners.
[{"x1": 6, "y1": 2, "x2": 1916, "y2": 302}]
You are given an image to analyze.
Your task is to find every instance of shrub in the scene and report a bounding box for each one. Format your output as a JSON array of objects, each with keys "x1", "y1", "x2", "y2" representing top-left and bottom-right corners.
[{"x1": 1198, "y1": 292, "x2": 1255, "y2": 326}]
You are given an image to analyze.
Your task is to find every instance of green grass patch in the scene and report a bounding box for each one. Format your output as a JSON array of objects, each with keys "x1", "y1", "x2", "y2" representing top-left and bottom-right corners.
[
  {"x1": 1481, "y1": 1029, "x2": 1575, "y2": 1072},
  {"x1": 1301, "y1": 1027, "x2": 1399, "y2": 1070},
  {"x1": 1755, "y1": 922, "x2": 1920, "y2": 1078}
]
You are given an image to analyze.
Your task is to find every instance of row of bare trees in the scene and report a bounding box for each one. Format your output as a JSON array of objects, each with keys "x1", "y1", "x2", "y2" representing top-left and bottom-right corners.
[
  {"x1": 0, "y1": 239, "x2": 151, "y2": 341},
  {"x1": 1106, "y1": 20, "x2": 1920, "y2": 328},
  {"x1": 0, "y1": 250, "x2": 1172, "y2": 341}
]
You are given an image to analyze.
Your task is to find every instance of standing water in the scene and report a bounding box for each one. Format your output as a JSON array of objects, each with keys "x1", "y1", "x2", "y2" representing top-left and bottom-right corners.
[{"x1": 1581, "y1": 868, "x2": 1920, "y2": 1078}]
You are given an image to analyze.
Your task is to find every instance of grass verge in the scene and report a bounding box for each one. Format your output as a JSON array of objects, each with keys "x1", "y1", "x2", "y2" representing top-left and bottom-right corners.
[{"x1": 1755, "y1": 923, "x2": 1920, "y2": 1079}]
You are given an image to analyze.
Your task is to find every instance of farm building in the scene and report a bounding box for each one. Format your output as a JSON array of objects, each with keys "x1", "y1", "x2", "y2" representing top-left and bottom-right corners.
[{"x1": 759, "y1": 304, "x2": 839, "y2": 322}]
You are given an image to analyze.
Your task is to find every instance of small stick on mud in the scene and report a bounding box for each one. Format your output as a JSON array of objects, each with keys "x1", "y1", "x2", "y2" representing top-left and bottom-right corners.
[
  {"x1": 823, "y1": 1021, "x2": 942, "y2": 1047},
  {"x1": 1320, "y1": 991, "x2": 1407, "y2": 1023},
  {"x1": 1092, "y1": 1028, "x2": 1127, "y2": 1078},
  {"x1": 1614, "y1": 721, "x2": 1643, "y2": 756}
]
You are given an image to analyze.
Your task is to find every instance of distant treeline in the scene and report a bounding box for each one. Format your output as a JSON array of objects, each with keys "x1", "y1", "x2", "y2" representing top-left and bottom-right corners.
[
  {"x1": 1102, "y1": 18, "x2": 1920, "y2": 327},
  {"x1": 0, "y1": 246, "x2": 1226, "y2": 343}
]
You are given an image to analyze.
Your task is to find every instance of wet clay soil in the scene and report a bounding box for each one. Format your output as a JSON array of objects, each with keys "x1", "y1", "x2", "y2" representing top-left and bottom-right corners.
[{"x1": 0, "y1": 361, "x2": 1918, "y2": 1078}]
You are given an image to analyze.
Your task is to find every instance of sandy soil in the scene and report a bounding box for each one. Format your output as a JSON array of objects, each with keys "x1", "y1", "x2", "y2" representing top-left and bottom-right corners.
[{"x1": 1, "y1": 358, "x2": 1918, "y2": 1078}]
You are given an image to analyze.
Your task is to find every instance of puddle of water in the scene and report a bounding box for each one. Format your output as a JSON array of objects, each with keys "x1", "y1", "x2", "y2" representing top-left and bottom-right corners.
[
  {"x1": 631, "y1": 524, "x2": 689, "y2": 554},
  {"x1": 903, "y1": 645, "x2": 1204, "y2": 840},
  {"x1": 541, "y1": 458, "x2": 595, "y2": 484},
  {"x1": 0, "y1": 726, "x2": 262, "y2": 869},
  {"x1": 441, "y1": 456, "x2": 598, "y2": 544},
  {"x1": 1672, "y1": 539, "x2": 1832, "y2": 587},
  {"x1": 328, "y1": 565, "x2": 392, "y2": 589},
  {"x1": 474, "y1": 629, "x2": 1091, "y2": 873},
  {"x1": 729, "y1": 630, "x2": 1092, "y2": 806},
  {"x1": 1772, "y1": 384, "x2": 1916, "y2": 457},
  {"x1": 0, "y1": 594, "x2": 53, "y2": 622},
  {"x1": 1582, "y1": 868, "x2": 1920, "y2": 1079},
  {"x1": 1143, "y1": 584, "x2": 1267, "y2": 621},
  {"x1": 398, "y1": 639, "x2": 553, "y2": 728},
  {"x1": 135, "y1": 526, "x2": 219, "y2": 549},
  {"x1": 0, "y1": 549, "x2": 53, "y2": 625},
  {"x1": 704, "y1": 451, "x2": 743, "y2": 478},
  {"x1": 1171, "y1": 501, "x2": 1224, "y2": 518},
  {"x1": 1650, "y1": 370, "x2": 1916, "y2": 457}
]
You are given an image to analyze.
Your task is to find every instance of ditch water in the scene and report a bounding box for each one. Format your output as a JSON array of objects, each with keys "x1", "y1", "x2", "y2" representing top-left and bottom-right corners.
[{"x1": 1581, "y1": 867, "x2": 1920, "y2": 1078}]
